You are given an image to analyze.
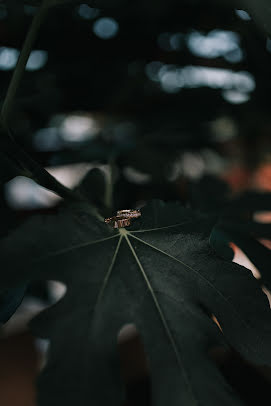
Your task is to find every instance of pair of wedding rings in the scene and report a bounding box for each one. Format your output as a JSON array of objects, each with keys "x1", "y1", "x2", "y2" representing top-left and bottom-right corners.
[{"x1": 105, "y1": 209, "x2": 141, "y2": 228}]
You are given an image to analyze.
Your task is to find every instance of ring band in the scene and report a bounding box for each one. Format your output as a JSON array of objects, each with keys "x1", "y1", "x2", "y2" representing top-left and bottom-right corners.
[
  {"x1": 116, "y1": 209, "x2": 141, "y2": 219},
  {"x1": 105, "y1": 209, "x2": 141, "y2": 228}
]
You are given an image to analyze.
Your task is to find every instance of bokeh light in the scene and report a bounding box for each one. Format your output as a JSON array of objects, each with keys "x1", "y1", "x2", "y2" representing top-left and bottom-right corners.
[{"x1": 93, "y1": 17, "x2": 119, "y2": 39}]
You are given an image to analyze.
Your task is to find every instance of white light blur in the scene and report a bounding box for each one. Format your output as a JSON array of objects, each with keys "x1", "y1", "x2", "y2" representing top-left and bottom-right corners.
[
  {"x1": 232, "y1": 244, "x2": 260, "y2": 279},
  {"x1": 48, "y1": 281, "x2": 67, "y2": 302},
  {"x1": 60, "y1": 114, "x2": 100, "y2": 142},
  {"x1": 2, "y1": 297, "x2": 46, "y2": 337},
  {"x1": 26, "y1": 50, "x2": 48, "y2": 71},
  {"x1": 0, "y1": 47, "x2": 19, "y2": 70},
  {"x1": 235, "y1": 9, "x2": 251, "y2": 21},
  {"x1": 123, "y1": 167, "x2": 152, "y2": 184},
  {"x1": 224, "y1": 48, "x2": 243, "y2": 63},
  {"x1": 47, "y1": 164, "x2": 93, "y2": 190},
  {"x1": 160, "y1": 70, "x2": 181, "y2": 93},
  {"x1": 222, "y1": 90, "x2": 250, "y2": 104},
  {"x1": 169, "y1": 148, "x2": 227, "y2": 181},
  {"x1": 266, "y1": 38, "x2": 271, "y2": 53},
  {"x1": 4, "y1": 164, "x2": 92, "y2": 210},
  {"x1": 262, "y1": 286, "x2": 271, "y2": 308},
  {"x1": 145, "y1": 61, "x2": 164, "y2": 82},
  {"x1": 33, "y1": 127, "x2": 62, "y2": 151},
  {"x1": 0, "y1": 47, "x2": 47, "y2": 71},
  {"x1": 152, "y1": 64, "x2": 255, "y2": 96},
  {"x1": 181, "y1": 152, "x2": 205, "y2": 178},
  {"x1": 78, "y1": 4, "x2": 100, "y2": 19},
  {"x1": 187, "y1": 30, "x2": 241, "y2": 61},
  {"x1": 5, "y1": 177, "x2": 59, "y2": 210},
  {"x1": 170, "y1": 33, "x2": 184, "y2": 50},
  {"x1": 169, "y1": 152, "x2": 205, "y2": 181},
  {"x1": 210, "y1": 116, "x2": 237, "y2": 142},
  {"x1": 118, "y1": 323, "x2": 139, "y2": 343},
  {"x1": 93, "y1": 17, "x2": 119, "y2": 39},
  {"x1": 35, "y1": 339, "x2": 50, "y2": 361}
]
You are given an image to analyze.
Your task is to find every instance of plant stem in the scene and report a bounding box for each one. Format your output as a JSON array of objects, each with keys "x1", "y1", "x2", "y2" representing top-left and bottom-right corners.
[
  {"x1": 104, "y1": 159, "x2": 115, "y2": 209},
  {"x1": 0, "y1": 2, "x2": 84, "y2": 203},
  {"x1": 1, "y1": 2, "x2": 49, "y2": 127},
  {"x1": 3, "y1": 129, "x2": 80, "y2": 201}
]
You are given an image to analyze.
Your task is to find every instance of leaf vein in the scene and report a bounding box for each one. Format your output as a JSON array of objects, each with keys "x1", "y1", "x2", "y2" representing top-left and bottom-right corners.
[
  {"x1": 130, "y1": 233, "x2": 265, "y2": 358},
  {"x1": 35, "y1": 234, "x2": 118, "y2": 262},
  {"x1": 131, "y1": 220, "x2": 195, "y2": 234},
  {"x1": 124, "y1": 233, "x2": 198, "y2": 405}
]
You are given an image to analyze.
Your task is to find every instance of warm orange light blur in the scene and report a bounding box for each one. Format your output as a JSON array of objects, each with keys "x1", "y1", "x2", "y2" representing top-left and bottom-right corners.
[{"x1": 252, "y1": 163, "x2": 271, "y2": 192}]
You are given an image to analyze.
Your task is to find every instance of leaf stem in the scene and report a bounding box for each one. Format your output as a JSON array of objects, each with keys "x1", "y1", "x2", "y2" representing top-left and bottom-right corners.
[
  {"x1": 1, "y1": 2, "x2": 49, "y2": 127},
  {"x1": 0, "y1": 1, "x2": 84, "y2": 203},
  {"x1": 3, "y1": 129, "x2": 81, "y2": 201},
  {"x1": 104, "y1": 159, "x2": 115, "y2": 209}
]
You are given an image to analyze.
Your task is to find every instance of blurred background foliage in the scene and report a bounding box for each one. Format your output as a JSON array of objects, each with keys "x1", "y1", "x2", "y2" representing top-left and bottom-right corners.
[{"x1": 1, "y1": 0, "x2": 271, "y2": 211}]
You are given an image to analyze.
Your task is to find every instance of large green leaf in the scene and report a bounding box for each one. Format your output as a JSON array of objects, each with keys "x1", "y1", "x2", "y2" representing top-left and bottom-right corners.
[
  {"x1": 0, "y1": 152, "x2": 22, "y2": 185},
  {"x1": 1, "y1": 200, "x2": 271, "y2": 405},
  {"x1": 188, "y1": 175, "x2": 231, "y2": 214},
  {"x1": 210, "y1": 192, "x2": 271, "y2": 290},
  {"x1": 188, "y1": 177, "x2": 271, "y2": 289},
  {"x1": 0, "y1": 285, "x2": 27, "y2": 323}
]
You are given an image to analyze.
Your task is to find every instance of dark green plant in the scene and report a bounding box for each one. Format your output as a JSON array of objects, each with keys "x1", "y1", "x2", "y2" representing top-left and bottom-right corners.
[{"x1": 1, "y1": 1, "x2": 271, "y2": 405}]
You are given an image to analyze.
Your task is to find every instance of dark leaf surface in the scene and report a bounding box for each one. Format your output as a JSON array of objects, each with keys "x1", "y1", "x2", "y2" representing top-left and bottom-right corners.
[
  {"x1": 188, "y1": 175, "x2": 230, "y2": 214},
  {"x1": 76, "y1": 167, "x2": 107, "y2": 208},
  {"x1": 0, "y1": 285, "x2": 27, "y2": 323},
  {"x1": 0, "y1": 151, "x2": 23, "y2": 185},
  {"x1": 1, "y1": 201, "x2": 271, "y2": 405},
  {"x1": 210, "y1": 192, "x2": 271, "y2": 290}
]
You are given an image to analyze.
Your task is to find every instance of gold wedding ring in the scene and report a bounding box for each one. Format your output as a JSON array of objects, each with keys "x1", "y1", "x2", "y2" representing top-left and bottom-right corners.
[
  {"x1": 116, "y1": 209, "x2": 141, "y2": 219},
  {"x1": 105, "y1": 209, "x2": 141, "y2": 228}
]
